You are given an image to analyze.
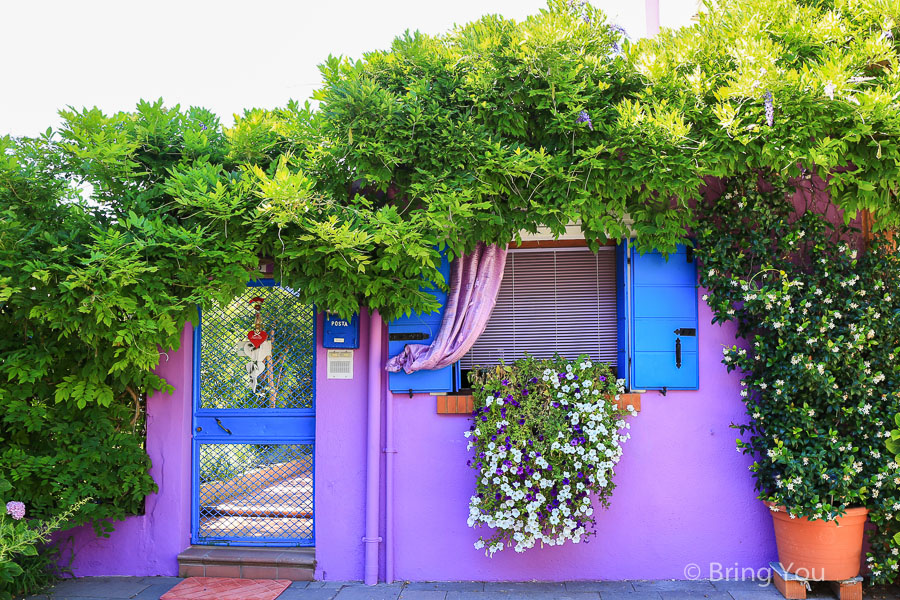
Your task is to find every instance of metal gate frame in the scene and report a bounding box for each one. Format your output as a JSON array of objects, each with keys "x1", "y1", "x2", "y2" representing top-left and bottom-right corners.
[{"x1": 190, "y1": 279, "x2": 316, "y2": 547}]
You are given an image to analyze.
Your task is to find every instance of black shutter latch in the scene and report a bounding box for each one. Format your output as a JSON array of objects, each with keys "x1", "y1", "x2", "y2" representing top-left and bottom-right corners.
[{"x1": 389, "y1": 332, "x2": 430, "y2": 341}]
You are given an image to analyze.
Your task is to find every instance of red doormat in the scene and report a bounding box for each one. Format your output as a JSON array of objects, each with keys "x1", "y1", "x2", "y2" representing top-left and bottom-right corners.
[{"x1": 161, "y1": 577, "x2": 291, "y2": 600}]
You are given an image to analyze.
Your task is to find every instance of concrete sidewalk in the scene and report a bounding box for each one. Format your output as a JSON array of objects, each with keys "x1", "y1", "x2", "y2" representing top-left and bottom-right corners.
[{"x1": 23, "y1": 577, "x2": 900, "y2": 600}]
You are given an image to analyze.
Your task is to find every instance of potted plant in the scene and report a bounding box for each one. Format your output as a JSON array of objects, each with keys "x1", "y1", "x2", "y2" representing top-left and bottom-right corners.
[{"x1": 695, "y1": 177, "x2": 900, "y2": 583}]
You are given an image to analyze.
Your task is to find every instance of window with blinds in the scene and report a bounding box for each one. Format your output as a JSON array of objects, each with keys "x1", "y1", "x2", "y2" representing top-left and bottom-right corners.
[{"x1": 459, "y1": 247, "x2": 618, "y2": 370}]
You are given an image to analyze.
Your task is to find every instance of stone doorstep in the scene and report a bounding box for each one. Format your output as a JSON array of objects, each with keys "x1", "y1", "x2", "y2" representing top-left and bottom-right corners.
[{"x1": 177, "y1": 545, "x2": 315, "y2": 581}]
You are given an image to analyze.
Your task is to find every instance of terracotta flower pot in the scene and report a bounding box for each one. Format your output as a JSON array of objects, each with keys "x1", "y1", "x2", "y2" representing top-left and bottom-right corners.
[{"x1": 766, "y1": 502, "x2": 869, "y2": 581}]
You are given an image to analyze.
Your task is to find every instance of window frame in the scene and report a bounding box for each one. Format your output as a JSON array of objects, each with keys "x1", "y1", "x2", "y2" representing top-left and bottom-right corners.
[{"x1": 456, "y1": 238, "x2": 619, "y2": 391}]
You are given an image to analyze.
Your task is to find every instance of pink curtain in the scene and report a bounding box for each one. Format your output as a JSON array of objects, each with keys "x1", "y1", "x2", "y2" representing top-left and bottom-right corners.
[{"x1": 385, "y1": 242, "x2": 508, "y2": 374}]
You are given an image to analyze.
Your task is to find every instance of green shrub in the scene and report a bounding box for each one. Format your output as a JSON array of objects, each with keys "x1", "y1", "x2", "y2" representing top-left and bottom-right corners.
[
  {"x1": 0, "y1": 478, "x2": 88, "y2": 600},
  {"x1": 696, "y1": 175, "x2": 900, "y2": 584},
  {"x1": 0, "y1": 396, "x2": 157, "y2": 532},
  {"x1": 888, "y1": 415, "x2": 900, "y2": 462},
  {"x1": 199, "y1": 445, "x2": 259, "y2": 483}
]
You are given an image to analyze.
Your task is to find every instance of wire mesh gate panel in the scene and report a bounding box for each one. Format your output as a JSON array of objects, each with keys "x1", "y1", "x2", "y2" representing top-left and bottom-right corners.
[
  {"x1": 192, "y1": 282, "x2": 316, "y2": 546},
  {"x1": 199, "y1": 286, "x2": 314, "y2": 410}
]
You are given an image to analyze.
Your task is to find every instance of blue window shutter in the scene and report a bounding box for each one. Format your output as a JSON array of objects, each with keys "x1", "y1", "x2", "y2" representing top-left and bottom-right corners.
[
  {"x1": 631, "y1": 244, "x2": 699, "y2": 391},
  {"x1": 387, "y1": 251, "x2": 454, "y2": 394},
  {"x1": 615, "y1": 240, "x2": 631, "y2": 390}
]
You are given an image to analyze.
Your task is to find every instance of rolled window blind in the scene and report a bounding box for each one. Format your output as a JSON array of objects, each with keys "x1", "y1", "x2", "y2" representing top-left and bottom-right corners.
[{"x1": 459, "y1": 247, "x2": 618, "y2": 369}]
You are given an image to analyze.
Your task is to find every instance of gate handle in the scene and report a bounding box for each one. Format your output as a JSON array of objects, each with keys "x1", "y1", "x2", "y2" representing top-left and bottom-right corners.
[
  {"x1": 675, "y1": 337, "x2": 683, "y2": 369},
  {"x1": 215, "y1": 418, "x2": 232, "y2": 435}
]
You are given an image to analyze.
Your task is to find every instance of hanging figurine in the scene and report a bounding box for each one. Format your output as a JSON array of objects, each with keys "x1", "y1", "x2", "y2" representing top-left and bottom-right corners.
[{"x1": 233, "y1": 296, "x2": 273, "y2": 393}]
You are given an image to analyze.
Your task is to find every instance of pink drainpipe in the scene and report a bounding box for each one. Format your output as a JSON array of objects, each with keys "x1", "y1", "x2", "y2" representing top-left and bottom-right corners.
[
  {"x1": 364, "y1": 309, "x2": 383, "y2": 585},
  {"x1": 384, "y1": 348, "x2": 396, "y2": 584}
]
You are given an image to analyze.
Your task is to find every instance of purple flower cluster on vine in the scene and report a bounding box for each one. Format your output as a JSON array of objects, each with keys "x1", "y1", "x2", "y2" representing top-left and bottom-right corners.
[
  {"x1": 576, "y1": 110, "x2": 594, "y2": 131},
  {"x1": 609, "y1": 24, "x2": 628, "y2": 55},
  {"x1": 567, "y1": 0, "x2": 590, "y2": 23}
]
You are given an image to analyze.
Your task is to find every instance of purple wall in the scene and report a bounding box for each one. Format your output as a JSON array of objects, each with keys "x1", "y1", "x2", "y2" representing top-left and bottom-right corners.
[
  {"x1": 58, "y1": 324, "x2": 194, "y2": 576},
  {"x1": 61, "y1": 302, "x2": 776, "y2": 581},
  {"x1": 383, "y1": 290, "x2": 775, "y2": 581},
  {"x1": 314, "y1": 311, "x2": 370, "y2": 581}
]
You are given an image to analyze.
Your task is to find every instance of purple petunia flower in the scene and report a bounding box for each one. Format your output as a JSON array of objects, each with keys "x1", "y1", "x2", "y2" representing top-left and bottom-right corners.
[
  {"x1": 6, "y1": 501, "x2": 25, "y2": 520},
  {"x1": 501, "y1": 379, "x2": 509, "y2": 386},
  {"x1": 576, "y1": 110, "x2": 594, "y2": 131},
  {"x1": 763, "y1": 91, "x2": 774, "y2": 127}
]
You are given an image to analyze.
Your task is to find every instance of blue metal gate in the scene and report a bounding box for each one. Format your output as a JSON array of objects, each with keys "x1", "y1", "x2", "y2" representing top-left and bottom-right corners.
[{"x1": 191, "y1": 281, "x2": 315, "y2": 546}]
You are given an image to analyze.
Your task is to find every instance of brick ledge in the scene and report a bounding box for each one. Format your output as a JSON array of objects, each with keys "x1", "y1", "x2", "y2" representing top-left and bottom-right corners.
[
  {"x1": 177, "y1": 545, "x2": 315, "y2": 580},
  {"x1": 437, "y1": 392, "x2": 641, "y2": 415}
]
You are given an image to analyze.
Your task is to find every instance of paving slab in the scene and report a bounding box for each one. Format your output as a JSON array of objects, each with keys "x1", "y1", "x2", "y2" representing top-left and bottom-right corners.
[
  {"x1": 30, "y1": 597, "x2": 112, "y2": 600},
  {"x1": 596, "y1": 593, "x2": 662, "y2": 600},
  {"x1": 633, "y1": 581, "x2": 717, "y2": 593},
  {"x1": 307, "y1": 581, "x2": 354, "y2": 589},
  {"x1": 565, "y1": 581, "x2": 635, "y2": 593},
  {"x1": 41, "y1": 576, "x2": 151, "y2": 598},
  {"x1": 658, "y1": 591, "x2": 733, "y2": 600},
  {"x1": 332, "y1": 583, "x2": 404, "y2": 600},
  {"x1": 130, "y1": 582, "x2": 182, "y2": 600},
  {"x1": 397, "y1": 591, "x2": 448, "y2": 600},
  {"x1": 483, "y1": 582, "x2": 567, "y2": 592},
  {"x1": 276, "y1": 588, "x2": 343, "y2": 600},
  {"x1": 403, "y1": 582, "x2": 485, "y2": 592},
  {"x1": 39, "y1": 577, "x2": 900, "y2": 600},
  {"x1": 726, "y1": 591, "x2": 785, "y2": 600},
  {"x1": 446, "y1": 593, "x2": 598, "y2": 600},
  {"x1": 709, "y1": 580, "x2": 773, "y2": 592}
]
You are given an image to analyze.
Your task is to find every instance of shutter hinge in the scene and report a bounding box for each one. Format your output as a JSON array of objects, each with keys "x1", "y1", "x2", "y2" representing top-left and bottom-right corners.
[{"x1": 661, "y1": 386, "x2": 668, "y2": 396}]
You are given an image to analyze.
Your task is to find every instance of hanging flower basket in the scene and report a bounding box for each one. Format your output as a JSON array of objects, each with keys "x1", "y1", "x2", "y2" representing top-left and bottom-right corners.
[{"x1": 465, "y1": 354, "x2": 635, "y2": 556}]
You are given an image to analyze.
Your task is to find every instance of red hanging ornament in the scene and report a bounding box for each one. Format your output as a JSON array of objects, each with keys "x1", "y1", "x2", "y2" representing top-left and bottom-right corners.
[{"x1": 247, "y1": 297, "x2": 268, "y2": 348}]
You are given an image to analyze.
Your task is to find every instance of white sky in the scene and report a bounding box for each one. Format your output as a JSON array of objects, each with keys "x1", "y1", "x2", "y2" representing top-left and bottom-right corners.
[{"x1": 1, "y1": 0, "x2": 696, "y2": 137}]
